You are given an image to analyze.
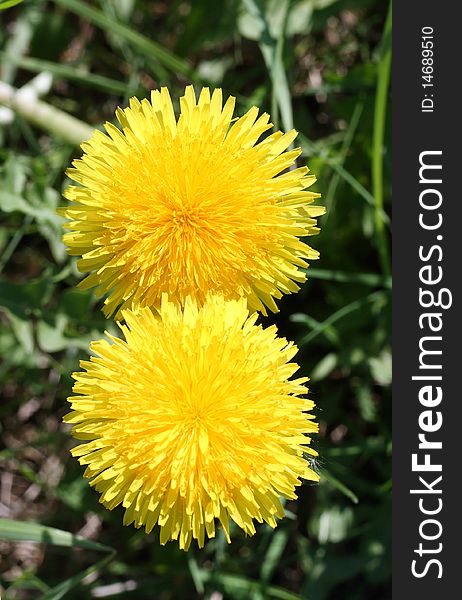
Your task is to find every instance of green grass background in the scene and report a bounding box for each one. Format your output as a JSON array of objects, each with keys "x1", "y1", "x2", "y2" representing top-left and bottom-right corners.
[{"x1": 0, "y1": 0, "x2": 391, "y2": 598}]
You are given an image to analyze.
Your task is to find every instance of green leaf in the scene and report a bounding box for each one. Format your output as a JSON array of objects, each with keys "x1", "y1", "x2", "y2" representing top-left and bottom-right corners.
[
  {"x1": 7, "y1": 311, "x2": 34, "y2": 353},
  {"x1": 310, "y1": 352, "x2": 338, "y2": 382},
  {"x1": 36, "y1": 313, "x2": 95, "y2": 353},
  {"x1": 59, "y1": 289, "x2": 93, "y2": 320},
  {"x1": 316, "y1": 506, "x2": 355, "y2": 544},
  {"x1": 369, "y1": 349, "x2": 392, "y2": 386},
  {"x1": 0, "y1": 276, "x2": 53, "y2": 318},
  {"x1": 0, "y1": 157, "x2": 66, "y2": 262},
  {"x1": 356, "y1": 384, "x2": 377, "y2": 423}
]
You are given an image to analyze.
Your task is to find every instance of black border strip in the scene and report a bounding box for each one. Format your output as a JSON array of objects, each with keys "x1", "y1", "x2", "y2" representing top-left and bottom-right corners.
[{"x1": 393, "y1": 2, "x2": 460, "y2": 596}]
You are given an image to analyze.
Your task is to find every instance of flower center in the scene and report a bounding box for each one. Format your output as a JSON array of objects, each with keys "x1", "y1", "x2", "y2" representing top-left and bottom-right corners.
[{"x1": 171, "y1": 207, "x2": 203, "y2": 232}]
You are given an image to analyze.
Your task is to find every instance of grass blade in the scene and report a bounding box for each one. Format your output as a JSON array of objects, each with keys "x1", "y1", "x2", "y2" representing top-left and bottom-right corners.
[
  {"x1": 1, "y1": 519, "x2": 116, "y2": 600},
  {"x1": 320, "y1": 469, "x2": 359, "y2": 504},
  {"x1": 188, "y1": 554, "x2": 205, "y2": 595},
  {"x1": 291, "y1": 312, "x2": 340, "y2": 345},
  {"x1": 307, "y1": 268, "x2": 392, "y2": 288},
  {"x1": 0, "y1": 53, "x2": 132, "y2": 95},
  {"x1": 372, "y1": 1, "x2": 392, "y2": 276},
  {"x1": 52, "y1": 0, "x2": 197, "y2": 80},
  {"x1": 260, "y1": 529, "x2": 290, "y2": 584},
  {"x1": 300, "y1": 134, "x2": 390, "y2": 227},
  {"x1": 0, "y1": 518, "x2": 113, "y2": 552},
  {"x1": 38, "y1": 553, "x2": 114, "y2": 600},
  {"x1": 242, "y1": 0, "x2": 293, "y2": 132},
  {"x1": 324, "y1": 101, "x2": 364, "y2": 221},
  {"x1": 298, "y1": 290, "x2": 388, "y2": 346},
  {"x1": 203, "y1": 572, "x2": 302, "y2": 600},
  {"x1": 0, "y1": 0, "x2": 24, "y2": 10}
]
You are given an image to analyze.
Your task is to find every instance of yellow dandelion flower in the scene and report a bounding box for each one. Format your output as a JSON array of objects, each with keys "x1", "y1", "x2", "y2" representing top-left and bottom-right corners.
[
  {"x1": 61, "y1": 86, "x2": 324, "y2": 317},
  {"x1": 65, "y1": 295, "x2": 319, "y2": 550}
]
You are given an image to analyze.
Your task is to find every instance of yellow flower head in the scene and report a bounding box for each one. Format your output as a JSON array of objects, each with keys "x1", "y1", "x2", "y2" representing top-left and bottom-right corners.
[
  {"x1": 65, "y1": 295, "x2": 318, "y2": 550},
  {"x1": 61, "y1": 86, "x2": 324, "y2": 318}
]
